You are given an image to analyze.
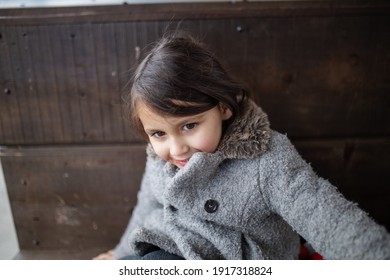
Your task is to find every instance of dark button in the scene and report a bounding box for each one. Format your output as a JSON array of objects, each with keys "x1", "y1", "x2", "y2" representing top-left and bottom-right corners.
[
  {"x1": 169, "y1": 205, "x2": 178, "y2": 212},
  {"x1": 204, "y1": 199, "x2": 219, "y2": 213}
]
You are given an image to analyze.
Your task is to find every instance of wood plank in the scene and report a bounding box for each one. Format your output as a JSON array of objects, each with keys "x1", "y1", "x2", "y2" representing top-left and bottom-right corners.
[
  {"x1": 3, "y1": 26, "x2": 42, "y2": 142},
  {"x1": 115, "y1": 21, "x2": 138, "y2": 142},
  {"x1": 50, "y1": 25, "x2": 84, "y2": 143},
  {"x1": 1, "y1": 145, "x2": 146, "y2": 250},
  {"x1": 0, "y1": 1, "x2": 389, "y2": 26},
  {"x1": 1, "y1": 15, "x2": 389, "y2": 144},
  {"x1": 26, "y1": 25, "x2": 64, "y2": 143},
  {"x1": 70, "y1": 23, "x2": 104, "y2": 142},
  {"x1": 244, "y1": 16, "x2": 390, "y2": 138},
  {"x1": 93, "y1": 23, "x2": 125, "y2": 142},
  {"x1": 0, "y1": 25, "x2": 24, "y2": 143}
]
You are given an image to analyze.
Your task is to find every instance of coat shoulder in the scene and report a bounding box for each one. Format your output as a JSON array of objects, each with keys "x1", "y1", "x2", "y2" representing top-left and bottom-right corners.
[{"x1": 258, "y1": 130, "x2": 305, "y2": 168}]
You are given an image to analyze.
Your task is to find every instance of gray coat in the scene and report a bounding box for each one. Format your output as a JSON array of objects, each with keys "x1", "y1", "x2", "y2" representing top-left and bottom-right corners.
[{"x1": 113, "y1": 99, "x2": 390, "y2": 259}]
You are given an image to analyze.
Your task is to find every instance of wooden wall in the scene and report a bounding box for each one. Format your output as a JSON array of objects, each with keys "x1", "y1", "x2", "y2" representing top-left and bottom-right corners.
[{"x1": 0, "y1": 1, "x2": 389, "y2": 259}]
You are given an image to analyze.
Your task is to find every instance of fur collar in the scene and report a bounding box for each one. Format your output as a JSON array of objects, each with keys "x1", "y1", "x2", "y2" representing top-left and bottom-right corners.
[
  {"x1": 217, "y1": 98, "x2": 270, "y2": 159},
  {"x1": 146, "y1": 98, "x2": 270, "y2": 160}
]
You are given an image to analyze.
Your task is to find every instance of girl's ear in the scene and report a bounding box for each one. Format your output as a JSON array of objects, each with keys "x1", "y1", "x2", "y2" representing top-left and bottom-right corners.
[{"x1": 218, "y1": 103, "x2": 233, "y2": 120}]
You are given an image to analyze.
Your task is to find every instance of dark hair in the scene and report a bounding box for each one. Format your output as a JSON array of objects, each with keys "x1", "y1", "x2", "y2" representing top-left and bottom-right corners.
[{"x1": 126, "y1": 33, "x2": 249, "y2": 137}]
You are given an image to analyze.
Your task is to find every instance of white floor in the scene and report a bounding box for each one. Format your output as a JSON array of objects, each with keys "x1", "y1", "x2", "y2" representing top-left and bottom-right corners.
[{"x1": 0, "y1": 160, "x2": 19, "y2": 260}]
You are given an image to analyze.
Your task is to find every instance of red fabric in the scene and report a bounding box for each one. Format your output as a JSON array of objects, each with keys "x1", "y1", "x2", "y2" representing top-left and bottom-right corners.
[{"x1": 299, "y1": 244, "x2": 324, "y2": 260}]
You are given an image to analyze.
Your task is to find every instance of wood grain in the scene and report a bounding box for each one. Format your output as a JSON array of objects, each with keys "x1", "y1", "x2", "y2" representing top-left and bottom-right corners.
[
  {"x1": 1, "y1": 15, "x2": 389, "y2": 144},
  {"x1": 1, "y1": 145, "x2": 146, "y2": 251}
]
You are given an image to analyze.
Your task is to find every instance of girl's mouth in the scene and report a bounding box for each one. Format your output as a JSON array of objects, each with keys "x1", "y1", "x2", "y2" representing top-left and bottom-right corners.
[{"x1": 172, "y1": 158, "x2": 190, "y2": 168}]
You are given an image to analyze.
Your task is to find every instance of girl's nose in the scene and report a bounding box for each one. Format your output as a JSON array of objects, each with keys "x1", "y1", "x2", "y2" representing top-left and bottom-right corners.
[{"x1": 170, "y1": 137, "x2": 189, "y2": 157}]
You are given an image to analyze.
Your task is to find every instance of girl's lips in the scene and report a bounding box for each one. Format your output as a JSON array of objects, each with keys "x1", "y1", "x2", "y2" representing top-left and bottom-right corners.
[{"x1": 172, "y1": 158, "x2": 190, "y2": 168}]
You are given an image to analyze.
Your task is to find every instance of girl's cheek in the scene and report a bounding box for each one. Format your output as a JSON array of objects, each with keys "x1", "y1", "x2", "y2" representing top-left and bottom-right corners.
[
  {"x1": 195, "y1": 134, "x2": 221, "y2": 153},
  {"x1": 151, "y1": 142, "x2": 168, "y2": 160}
]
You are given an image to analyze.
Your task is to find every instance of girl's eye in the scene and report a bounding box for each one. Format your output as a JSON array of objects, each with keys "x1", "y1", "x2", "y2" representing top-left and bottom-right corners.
[
  {"x1": 183, "y1": 123, "x2": 197, "y2": 131},
  {"x1": 151, "y1": 131, "x2": 165, "y2": 138}
]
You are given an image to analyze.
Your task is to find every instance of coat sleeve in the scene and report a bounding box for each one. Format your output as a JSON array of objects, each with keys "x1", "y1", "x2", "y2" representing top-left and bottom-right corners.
[
  {"x1": 112, "y1": 155, "x2": 162, "y2": 259},
  {"x1": 259, "y1": 133, "x2": 390, "y2": 259}
]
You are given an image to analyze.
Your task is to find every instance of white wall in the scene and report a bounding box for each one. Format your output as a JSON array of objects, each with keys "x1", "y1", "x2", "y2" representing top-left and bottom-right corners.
[{"x1": 0, "y1": 160, "x2": 19, "y2": 260}]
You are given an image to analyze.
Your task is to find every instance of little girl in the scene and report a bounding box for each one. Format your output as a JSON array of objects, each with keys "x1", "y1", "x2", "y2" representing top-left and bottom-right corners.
[{"x1": 95, "y1": 33, "x2": 390, "y2": 260}]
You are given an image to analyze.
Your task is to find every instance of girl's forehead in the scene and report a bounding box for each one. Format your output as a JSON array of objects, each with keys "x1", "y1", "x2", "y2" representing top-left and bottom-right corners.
[
  {"x1": 136, "y1": 102, "x2": 165, "y2": 121},
  {"x1": 137, "y1": 101, "x2": 212, "y2": 129},
  {"x1": 137, "y1": 101, "x2": 191, "y2": 125}
]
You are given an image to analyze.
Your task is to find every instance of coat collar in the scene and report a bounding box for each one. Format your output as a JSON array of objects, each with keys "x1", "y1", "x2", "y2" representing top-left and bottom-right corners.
[
  {"x1": 146, "y1": 98, "x2": 271, "y2": 160},
  {"x1": 217, "y1": 98, "x2": 270, "y2": 159}
]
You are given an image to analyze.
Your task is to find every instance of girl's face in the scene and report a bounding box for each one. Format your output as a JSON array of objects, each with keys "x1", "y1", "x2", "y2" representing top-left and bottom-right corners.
[{"x1": 137, "y1": 101, "x2": 232, "y2": 168}]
